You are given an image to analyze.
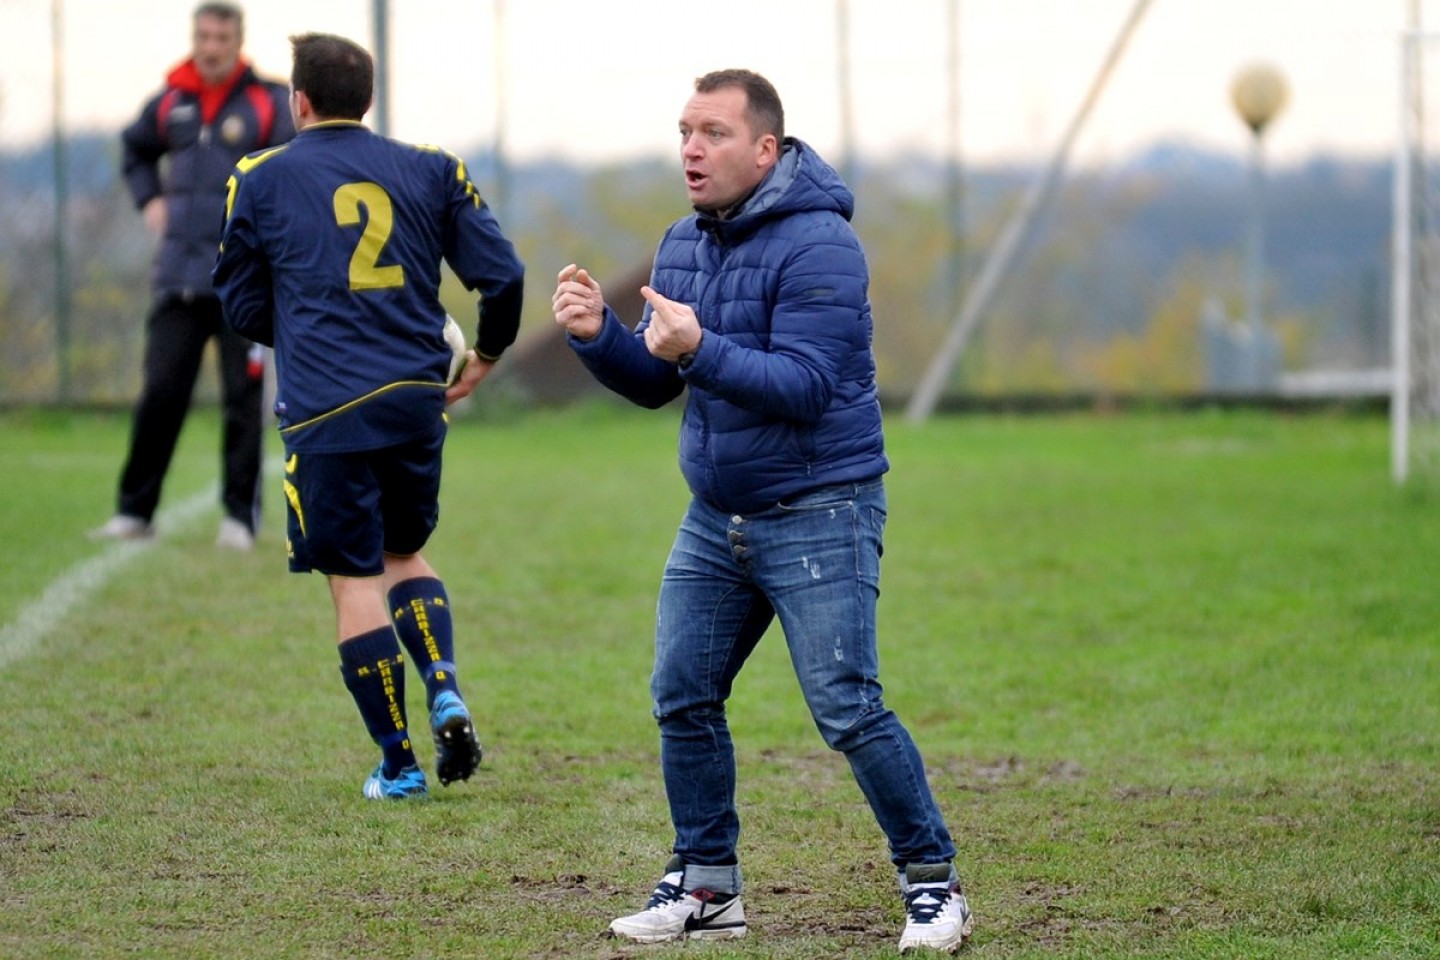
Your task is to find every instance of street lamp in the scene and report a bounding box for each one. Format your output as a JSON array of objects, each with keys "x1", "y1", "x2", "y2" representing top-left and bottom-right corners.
[{"x1": 1230, "y1": 64, "x2": 1289, "y2": 389}]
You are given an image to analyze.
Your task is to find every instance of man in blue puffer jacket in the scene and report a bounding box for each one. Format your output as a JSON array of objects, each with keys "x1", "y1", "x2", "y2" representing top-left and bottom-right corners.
[
  {"x1": 553, "y1": 69, "x2": 973, "y2": 953},
  {"x1": 92, "y1": 2, "x2": 293, "y2": 551}
]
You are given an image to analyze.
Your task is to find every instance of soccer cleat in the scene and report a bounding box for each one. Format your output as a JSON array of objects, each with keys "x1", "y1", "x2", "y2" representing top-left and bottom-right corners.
[
  {"x1": 362, "y1": 762, "x2": 428, "y2": 800},
  {"x1": 429, "y1": 690, "x2": 482, "y2": 786},
  {"x1": 898, "y1": 865, "x2": 974, "y2": 953},
  {"x1": 608, "y1": 863, "x2": 747, "y2": 943},
  {"x1": 88, "y1": 514, "x2": 154, "y2": 541},
  {"x1": 215, "y1": 517, "x2": 255, "y2": 551}
]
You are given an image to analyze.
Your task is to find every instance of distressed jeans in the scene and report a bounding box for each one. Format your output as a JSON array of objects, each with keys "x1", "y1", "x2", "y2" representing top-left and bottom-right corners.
[{"x1": 652, "y1": 478, "x2": 956, "y2": 892}]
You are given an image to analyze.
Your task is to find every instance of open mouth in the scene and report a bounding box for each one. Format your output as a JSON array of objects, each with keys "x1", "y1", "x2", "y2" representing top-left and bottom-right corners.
[{"x1": 686, "y1": 169, "x2": 706, "y2": 189}]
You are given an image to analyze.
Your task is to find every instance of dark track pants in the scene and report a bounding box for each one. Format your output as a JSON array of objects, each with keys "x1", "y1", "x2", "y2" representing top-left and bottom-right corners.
[{"x1": 114, "y1": 293, "x2": 264, "y2": 531}]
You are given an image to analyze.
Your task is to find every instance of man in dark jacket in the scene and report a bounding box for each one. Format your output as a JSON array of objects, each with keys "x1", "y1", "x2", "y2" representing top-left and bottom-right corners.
[
  {"x1": 552, "y1": 69, "x2": 973, "y2": 953},
  {"x1": 91, "y1": 2, "x2": 293, "y2": 551}
]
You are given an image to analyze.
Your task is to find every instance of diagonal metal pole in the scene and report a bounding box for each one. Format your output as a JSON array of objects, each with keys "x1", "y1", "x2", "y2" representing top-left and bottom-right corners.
[{"x1": 904, "y1": 0, "x2": 1156, "y2": 423}]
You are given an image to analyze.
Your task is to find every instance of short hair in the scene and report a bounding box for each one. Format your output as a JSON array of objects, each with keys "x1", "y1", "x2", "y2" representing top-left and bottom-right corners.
[
  {"x1": 193, "y1": 2, "x2": 244, "y2": 37},
  {"x1": 290, "y1": 33, "x2": 374, "y2": 121},
  {"x1": 694, "y1": 69, "x2": 785, "y2": 144}
]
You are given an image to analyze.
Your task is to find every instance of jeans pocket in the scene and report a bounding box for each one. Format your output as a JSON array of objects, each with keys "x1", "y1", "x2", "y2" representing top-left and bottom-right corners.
[{"x1": 775, "y1": 483, "x2": 857, "y2": 513}]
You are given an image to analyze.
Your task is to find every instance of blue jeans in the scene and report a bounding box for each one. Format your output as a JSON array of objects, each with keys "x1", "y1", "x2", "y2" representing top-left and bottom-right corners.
[{"x1": 652, "y1": 479, "x2": 956, "y2": 890}]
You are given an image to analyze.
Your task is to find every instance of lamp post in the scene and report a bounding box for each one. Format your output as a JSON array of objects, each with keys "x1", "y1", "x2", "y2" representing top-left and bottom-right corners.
[{"x1": 1230, "y1": 64, "x2": 1288, "y2": 389}]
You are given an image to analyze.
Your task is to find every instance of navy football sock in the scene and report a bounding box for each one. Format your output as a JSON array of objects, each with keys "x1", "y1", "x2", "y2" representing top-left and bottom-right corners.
[
  {"x1": 388, "y1": 577, "x2": 461, "y2": 711},
  {"x1": 338, "y1": 625, "x2": 417, "y2": 778}
]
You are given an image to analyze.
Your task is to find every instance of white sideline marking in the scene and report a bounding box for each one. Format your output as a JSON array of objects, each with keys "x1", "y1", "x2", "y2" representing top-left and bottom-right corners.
[{"x1": 0, "y1": 485, "x2": 218, "y2": 668}]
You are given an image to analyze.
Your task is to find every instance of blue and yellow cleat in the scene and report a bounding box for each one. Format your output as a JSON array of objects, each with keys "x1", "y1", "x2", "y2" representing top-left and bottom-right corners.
[
  {"x1": 362, "y1": 762, "x2": 429, "y2": 800},
  {"x1": 430, "y1": 691, "x2": 483, "y2": 786}
]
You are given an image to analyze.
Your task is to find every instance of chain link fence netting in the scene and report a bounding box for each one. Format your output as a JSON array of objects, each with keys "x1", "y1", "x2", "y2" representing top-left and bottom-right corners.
[
  {"x1": 0, "y1": 1, "x2": 1409, "y2": 411},
  {"x1": 1, "y1": 133, "x2": 172, "y2": 408}
]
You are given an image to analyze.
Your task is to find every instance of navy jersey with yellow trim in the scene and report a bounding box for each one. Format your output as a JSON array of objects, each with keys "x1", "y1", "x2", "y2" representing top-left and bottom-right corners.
[{"x1": 213, "y1": 121, "x2": 524, "y2": 452}]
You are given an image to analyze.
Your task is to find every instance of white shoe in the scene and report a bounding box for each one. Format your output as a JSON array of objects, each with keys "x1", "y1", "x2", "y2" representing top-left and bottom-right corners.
[
  {"x1": 608, "y1": 865, "x2": 747, "y2": 943},
  {"x1": 898, "y1": 871, "x2": 974, "y2": 953},
  {"x1": 88, "y1": 514, "x2": 154, "y2": 541},
  {"x1": 215, "y1": 517, "x2": 255, "y2": 551}
]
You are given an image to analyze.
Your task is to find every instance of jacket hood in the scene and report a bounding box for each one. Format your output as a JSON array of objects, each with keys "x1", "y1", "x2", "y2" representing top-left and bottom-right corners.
[{"x1": 698, "y1": 138, "x2": 854, "y2": 240}]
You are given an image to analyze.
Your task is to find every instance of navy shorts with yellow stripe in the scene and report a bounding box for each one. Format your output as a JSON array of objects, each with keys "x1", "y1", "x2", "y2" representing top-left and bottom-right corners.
[{"x1": 283, "y1": 425, "x2": 444, "y2": 577}]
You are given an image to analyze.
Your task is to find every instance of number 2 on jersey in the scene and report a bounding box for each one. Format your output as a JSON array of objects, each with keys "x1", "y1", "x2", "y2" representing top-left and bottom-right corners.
[{"x1": 333, "y1": 182, "x2": 404, "y2": 291}]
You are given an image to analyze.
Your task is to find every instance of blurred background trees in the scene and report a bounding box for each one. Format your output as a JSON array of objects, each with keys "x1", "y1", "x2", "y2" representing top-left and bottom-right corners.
[{"x1": 0, "y1": 133, "x2": 1391, "y2": 408}]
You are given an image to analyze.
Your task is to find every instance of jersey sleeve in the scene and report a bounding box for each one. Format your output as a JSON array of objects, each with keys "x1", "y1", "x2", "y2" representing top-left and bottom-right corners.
[
  {"x1": 440, "y1": 153, "x2": 525, "y2": 361},
  {"x1": 212, "y1": 164, "x2": 276, "y2": 346}
]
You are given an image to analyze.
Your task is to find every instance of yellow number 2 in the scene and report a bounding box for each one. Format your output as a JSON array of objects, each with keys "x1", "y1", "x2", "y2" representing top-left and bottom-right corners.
[{"x1": 333, "y1": 182, "x2": 404, "y2": 291}]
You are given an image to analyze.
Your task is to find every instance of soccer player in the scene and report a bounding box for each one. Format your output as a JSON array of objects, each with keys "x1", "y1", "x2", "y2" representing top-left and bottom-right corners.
[
  {"x1": 552, "y1": 69, "x2": 973, "y2": 952},
  {"x1": 213, "y1": 32, "x2": 524, "y2": 800},
  {"x1": 94, "y1": 2, "x2": 294, "y2": 551}
]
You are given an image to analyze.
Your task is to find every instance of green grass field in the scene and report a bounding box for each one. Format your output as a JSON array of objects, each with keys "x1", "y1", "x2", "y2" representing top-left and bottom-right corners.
[{"x1": 1, "y1": 404, "x2": 1436, "y2": 959}]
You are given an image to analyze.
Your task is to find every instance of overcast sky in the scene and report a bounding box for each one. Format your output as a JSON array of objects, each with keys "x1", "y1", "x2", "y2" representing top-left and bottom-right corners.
[{"x1": 0, "y1": 0, "x2": 1434, "y2": 167}]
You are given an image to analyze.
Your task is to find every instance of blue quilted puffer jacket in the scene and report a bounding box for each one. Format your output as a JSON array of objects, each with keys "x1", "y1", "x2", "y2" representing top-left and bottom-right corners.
[{"x1": 569, "y1": 138, "x2": 888, "y2": 515}]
